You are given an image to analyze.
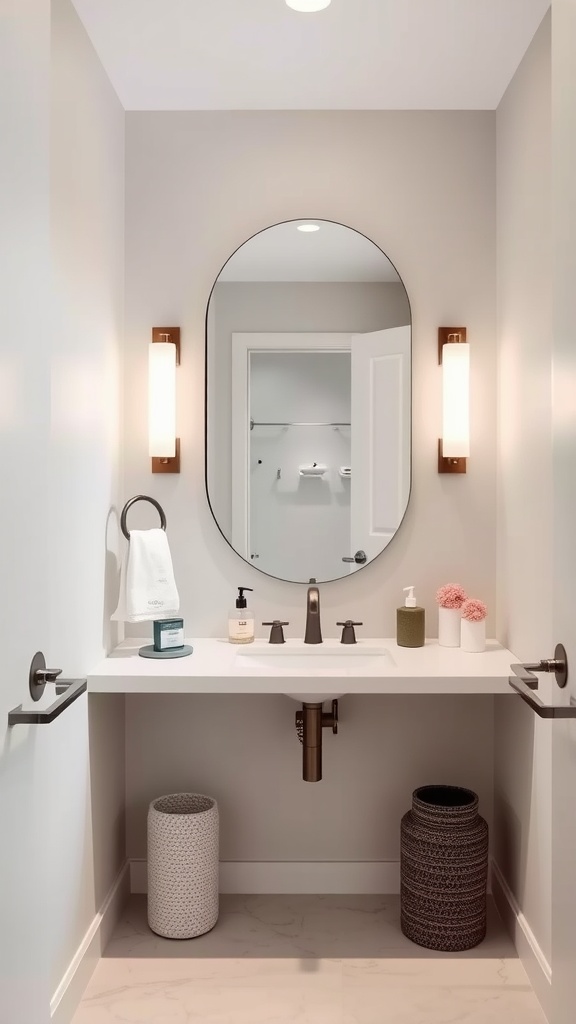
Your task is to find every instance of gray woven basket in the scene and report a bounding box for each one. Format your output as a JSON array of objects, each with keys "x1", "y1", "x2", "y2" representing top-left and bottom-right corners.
[
  {"x1": 148, "y1": 793, "x2": 219, "y2": 939},
  {"x1": 400, "y1": 785, "x2": 488, "y2": 951}
]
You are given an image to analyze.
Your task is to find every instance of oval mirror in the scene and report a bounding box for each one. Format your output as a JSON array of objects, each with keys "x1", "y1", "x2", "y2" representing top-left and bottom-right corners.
[{"x1": 205, "y1": 219, "x2": 411, "y2": 584}]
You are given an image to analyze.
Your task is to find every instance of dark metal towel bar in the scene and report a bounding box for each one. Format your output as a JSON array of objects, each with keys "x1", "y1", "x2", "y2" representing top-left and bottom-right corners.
[
  {"x1": 8, "y1": 678, "x2": 87, "y2": 726},
  {"x1": 509, "y1": 644, "x2": 576, "y2": 718}
]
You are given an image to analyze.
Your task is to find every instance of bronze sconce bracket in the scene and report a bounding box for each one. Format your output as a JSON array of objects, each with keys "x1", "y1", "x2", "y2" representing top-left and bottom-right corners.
[
  {"x1": 151, "y1": 327, "x2": 181, "y2": 473},
  {"x1": 438, "y1": 326, "x2": 468, "y2": 474}
]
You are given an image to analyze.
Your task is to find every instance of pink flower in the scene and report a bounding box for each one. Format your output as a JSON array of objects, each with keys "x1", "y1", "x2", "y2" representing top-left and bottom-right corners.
[
  {"x1": 461, "y1": 598, "x2": 487, "y2": 622},
  {"x1": 436, "y1": 583, "x2": 467, "y2": 609}
]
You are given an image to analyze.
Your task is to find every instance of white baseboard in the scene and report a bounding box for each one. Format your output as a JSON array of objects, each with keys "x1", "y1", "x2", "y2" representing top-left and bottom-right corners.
[
  {"x1": 130, "y1": 859, "x2": 400, "y2": 895},
  {"x1": 491, "y1": 860, "x2": 551, "y2": 1020},
  {"x1": 50, "y1": 861, "x2": 130, "y2": 1024}
]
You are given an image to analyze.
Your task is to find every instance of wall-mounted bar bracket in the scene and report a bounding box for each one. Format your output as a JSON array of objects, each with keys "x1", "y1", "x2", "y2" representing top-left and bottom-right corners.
[
  {"x1": 8, "y1": 652, "x2": 87, "y2": 726},
  {"x1": 509, "y1": 643, "x2": 576, "y2": 718}
]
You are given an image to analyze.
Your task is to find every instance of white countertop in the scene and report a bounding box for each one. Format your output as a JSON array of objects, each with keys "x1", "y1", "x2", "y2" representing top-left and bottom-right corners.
[{"x1": 87, "y1": 638, "x2": 518, "y2": 696}]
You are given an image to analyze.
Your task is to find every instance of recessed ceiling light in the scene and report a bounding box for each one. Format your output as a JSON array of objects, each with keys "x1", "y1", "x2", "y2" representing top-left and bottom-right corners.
[
  {"x1": 297, "y1": 223, "x2": 321, "y2": 232},
  {"x1": 286, "y1": 0, "x2": 332, "y2": 12}
]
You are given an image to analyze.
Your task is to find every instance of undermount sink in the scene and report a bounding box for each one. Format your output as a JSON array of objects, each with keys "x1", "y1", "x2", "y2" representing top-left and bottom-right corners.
[
  {"x1": 236, "y1": 647, "x2": 389, "y2": 673},
  {"x1": 234, "y1": 643, "x2": 393, "y2": 703}
]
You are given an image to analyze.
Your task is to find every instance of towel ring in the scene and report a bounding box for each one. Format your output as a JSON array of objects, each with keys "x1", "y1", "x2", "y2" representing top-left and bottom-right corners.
[{"x1": 120, "y1": 495, "x2": 167, "y2": 540}]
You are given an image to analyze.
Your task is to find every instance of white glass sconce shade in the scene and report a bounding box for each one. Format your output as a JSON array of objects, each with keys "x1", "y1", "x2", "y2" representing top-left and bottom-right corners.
[
  {"x1": 149, "y1": 341, "x2": 176, "y2": 458},
  {"x1": 442, "y1": 342, "x2": 470, "y2": 458}
]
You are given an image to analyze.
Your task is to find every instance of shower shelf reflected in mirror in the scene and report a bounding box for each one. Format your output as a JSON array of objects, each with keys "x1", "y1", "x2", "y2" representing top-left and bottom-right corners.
[{"x1": 250, "y1": 419, "x2": 351, "y2": 429}]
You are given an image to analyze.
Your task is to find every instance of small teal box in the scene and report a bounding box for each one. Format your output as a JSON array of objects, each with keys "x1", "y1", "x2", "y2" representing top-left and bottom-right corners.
[{"x1": 153, "y1": 618, "x2": 184, "y2": 652}]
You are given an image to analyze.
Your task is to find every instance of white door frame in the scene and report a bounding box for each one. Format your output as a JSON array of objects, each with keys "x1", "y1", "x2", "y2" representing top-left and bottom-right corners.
[
  {"x1": 350, "y1": 326, "x2": 411, "y2": 566},
  {"x1": 231, "y1": 333, "x2": 351, "y2": 557}
]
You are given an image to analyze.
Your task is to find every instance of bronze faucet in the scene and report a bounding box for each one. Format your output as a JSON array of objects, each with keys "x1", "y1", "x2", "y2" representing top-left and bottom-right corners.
[{"x1": 304, "y1": 584, "x2": 323, "y2": 644}]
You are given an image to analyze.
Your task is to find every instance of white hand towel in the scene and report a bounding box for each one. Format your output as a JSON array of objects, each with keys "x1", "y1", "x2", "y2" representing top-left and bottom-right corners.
[{"x1": 112, "y1": 528, "x2": 180, "y2": 623}]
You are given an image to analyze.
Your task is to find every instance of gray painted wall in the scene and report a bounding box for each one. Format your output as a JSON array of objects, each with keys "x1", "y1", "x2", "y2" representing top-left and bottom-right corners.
[{"x1": 123, "y1": 110, "x2": 497, "y2": 867}]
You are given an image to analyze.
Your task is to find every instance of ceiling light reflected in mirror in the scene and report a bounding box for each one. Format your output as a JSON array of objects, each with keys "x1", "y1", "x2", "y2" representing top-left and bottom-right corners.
[
  {"x1": 297, "y1": 223, "x2": 321, "y2": 232},
  {"x1": 285, "y1": 0, "x2": 332, "y2": 12}
]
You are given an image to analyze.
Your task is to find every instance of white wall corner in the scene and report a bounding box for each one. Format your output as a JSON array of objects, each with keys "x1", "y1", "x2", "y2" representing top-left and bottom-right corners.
[
  {"x1": 491, "y1": 860, "x2": 551, "y2": 1020},
  {"x1": 50, "y1": 861, "x2": 130, "y2": 1024}
]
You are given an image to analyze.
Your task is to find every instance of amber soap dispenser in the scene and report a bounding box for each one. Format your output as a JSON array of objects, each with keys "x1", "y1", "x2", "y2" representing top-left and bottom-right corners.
[{"x1": 397, "y1": 586, "x2": 425, "y2": 648}]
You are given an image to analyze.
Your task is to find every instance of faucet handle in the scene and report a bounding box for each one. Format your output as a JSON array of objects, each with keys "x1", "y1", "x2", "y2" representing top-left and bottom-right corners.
[
  {"x1": 262, "y1": 621, "x2": 289, "y2": 644},
  {"x1": 337, "y1": 620, "x2": 363, "y2": 645}
]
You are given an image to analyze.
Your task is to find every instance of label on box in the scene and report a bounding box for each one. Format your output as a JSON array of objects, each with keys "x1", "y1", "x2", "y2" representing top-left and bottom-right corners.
[
  {"x1": 159, "y1": 628, "x2": 184, "y2": 650},
  {"x1": 154, "y1": 618, "x2": 185, "y2": 651}
]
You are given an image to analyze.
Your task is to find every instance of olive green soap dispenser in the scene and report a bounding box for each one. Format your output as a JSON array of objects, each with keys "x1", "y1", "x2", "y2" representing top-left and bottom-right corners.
[{"x1": 397, "y1": 586, "x2": 425, "y2": 648}]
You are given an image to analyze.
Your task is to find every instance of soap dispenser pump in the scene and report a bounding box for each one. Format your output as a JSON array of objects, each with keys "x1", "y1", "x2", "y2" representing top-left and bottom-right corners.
[
  {"x1": 229, "y1": 587, "x2": 255, "y2": 644},
  {"x1": 397, "y1": 586, "x2": 425, "y2": 648}
]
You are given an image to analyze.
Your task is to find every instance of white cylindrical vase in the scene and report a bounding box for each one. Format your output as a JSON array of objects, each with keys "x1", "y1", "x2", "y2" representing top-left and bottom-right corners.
[
  {"x1": 148, "y1": 793, "x2": 219, "y2": 939},
  {"x1": 461, "y1": 619, "x2": 486, "y2": 653},
  {"x1": 438, "y1": 607, "x2": 462, "y2": 647}
]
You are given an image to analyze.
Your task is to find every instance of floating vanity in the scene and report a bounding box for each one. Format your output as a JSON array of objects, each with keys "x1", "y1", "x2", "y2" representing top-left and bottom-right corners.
[{"x1": 88, "y1": 638, "x2": 518, "y2": 695}]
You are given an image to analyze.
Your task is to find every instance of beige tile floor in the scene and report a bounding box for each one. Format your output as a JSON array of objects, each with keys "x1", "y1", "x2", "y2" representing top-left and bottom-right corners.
[{"x1": 72, "y1": 895, "x2": 548, "y2": 1024}]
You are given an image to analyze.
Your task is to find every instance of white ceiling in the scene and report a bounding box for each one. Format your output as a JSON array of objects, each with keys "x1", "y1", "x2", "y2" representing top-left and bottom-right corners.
[
  {"x1": 218, "y1": 221, "x2": 400, "y2": 282},
  {"x1": 71, "y1": 0, "x2": 550, "y2": 111}
]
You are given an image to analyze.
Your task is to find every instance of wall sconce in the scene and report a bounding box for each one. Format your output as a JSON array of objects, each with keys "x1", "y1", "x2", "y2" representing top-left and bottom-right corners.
[
  {"x1": 438, "y1": 327, "x2": 469, "y2": 474},
  {"x1": 149, "y1": 327, "x2": 180, "y2": 473}
]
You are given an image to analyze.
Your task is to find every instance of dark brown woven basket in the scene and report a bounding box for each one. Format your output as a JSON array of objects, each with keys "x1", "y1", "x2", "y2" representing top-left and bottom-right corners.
[{"x1": 400, "y1": 785, "x2": 489, "y2": 951}]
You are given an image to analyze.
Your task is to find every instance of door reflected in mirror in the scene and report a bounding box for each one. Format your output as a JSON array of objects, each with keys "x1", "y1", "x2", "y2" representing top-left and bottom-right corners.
[{"x1": 206, "y1": 220, "x2": 411, "y2": 584}]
